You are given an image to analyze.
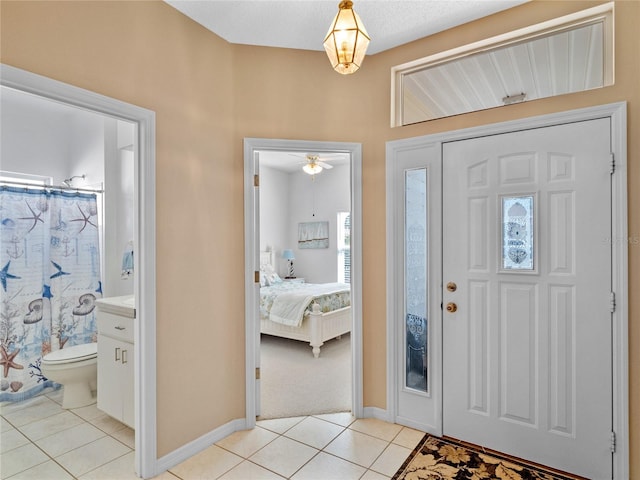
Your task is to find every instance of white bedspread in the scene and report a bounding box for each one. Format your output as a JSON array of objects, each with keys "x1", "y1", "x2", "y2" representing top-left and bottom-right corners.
[{"x1": 269, "y1": 283, "x2": 349, "y2": 327}]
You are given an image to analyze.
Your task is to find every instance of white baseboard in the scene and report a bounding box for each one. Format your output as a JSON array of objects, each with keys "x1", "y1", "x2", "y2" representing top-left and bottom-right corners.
[
  {"x1": 156, "y1": 418, "x2": 247, "y2": 475},
  {"x1": 363, "y1": 406, "x2": 391, "y2": 423}
]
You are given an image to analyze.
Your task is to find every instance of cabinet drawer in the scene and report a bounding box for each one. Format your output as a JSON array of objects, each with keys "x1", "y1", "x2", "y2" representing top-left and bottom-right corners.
[{"x1": 97, "y1": 311, "x2": 134, "y2": 343}]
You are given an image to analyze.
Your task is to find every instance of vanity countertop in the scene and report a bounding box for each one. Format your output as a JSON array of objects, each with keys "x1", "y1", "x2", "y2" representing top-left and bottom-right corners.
[{"x1": 95, "y1": 295, "x2": 135, "y2": 318}]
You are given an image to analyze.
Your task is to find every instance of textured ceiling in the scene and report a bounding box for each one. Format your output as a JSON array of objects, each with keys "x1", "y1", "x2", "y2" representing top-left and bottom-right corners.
[{"x1": 164, "y1": 0, "x2": 528, "y2": 55}]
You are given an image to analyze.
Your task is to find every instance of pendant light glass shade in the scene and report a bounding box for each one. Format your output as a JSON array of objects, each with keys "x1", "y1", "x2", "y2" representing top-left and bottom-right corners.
[{"x1": 323, "y1": 1, "x2": 370, "y2": 75}]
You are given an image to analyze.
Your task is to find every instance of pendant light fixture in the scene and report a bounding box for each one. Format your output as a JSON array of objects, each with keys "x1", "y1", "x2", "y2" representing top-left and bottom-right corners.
[{"x1": 323, "y1": 1, "x2": 370, "y2": 75}]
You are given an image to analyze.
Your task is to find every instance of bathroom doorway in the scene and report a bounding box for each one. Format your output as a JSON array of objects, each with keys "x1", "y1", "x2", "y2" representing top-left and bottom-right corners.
[{"x1": 1, "y1": 65, "x2": 157, "y2": 478}]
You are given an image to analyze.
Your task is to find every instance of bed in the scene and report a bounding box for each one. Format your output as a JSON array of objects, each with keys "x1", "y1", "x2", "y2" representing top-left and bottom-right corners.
[{"x1": 259, "y1": 250, "x2": 351, "y2": 358}]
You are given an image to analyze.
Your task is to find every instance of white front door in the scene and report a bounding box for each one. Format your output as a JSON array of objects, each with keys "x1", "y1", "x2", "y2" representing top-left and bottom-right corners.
[{"x1": 442, "y1": 118, "x2": 613, "y2": 478}]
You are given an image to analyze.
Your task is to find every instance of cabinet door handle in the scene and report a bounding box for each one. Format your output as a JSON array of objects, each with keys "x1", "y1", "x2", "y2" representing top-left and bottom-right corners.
[
  {"x1": 122, "y1": 349, "x2": 128, "y2": 364},
  {"x1": 115, "y1": 347, "x2": 121, "y2": 361},
  {"x1": 114, "y1": 326, "x2": 126, "y2": 331}
]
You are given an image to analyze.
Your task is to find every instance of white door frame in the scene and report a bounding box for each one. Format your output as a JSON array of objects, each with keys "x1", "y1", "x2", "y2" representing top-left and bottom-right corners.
[
  {"x1": 386, "y1": 102, "x2": 628, "y2": 479},
  {"x1": 243, "y1": 138, "x2": 363, "y2": 426},
  {"x1": 1, "y1": 64, "x2": 158, "y2": 478}
]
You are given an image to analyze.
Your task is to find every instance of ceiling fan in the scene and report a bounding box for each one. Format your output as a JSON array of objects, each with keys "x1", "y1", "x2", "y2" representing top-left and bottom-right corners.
[{"x1": 290, "y1": 153, "x2": 335, "y2": 175}]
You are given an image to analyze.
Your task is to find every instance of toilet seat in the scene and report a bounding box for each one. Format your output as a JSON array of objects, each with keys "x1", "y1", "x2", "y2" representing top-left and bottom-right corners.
[{"x1": 43, "y1": 342, "x2": 97, "y2": 364}]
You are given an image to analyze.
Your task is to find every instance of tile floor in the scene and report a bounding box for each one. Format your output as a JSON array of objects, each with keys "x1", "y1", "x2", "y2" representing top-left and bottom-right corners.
[{"x1": 2, "y1": 389, "x2": 424, "y2": 479}]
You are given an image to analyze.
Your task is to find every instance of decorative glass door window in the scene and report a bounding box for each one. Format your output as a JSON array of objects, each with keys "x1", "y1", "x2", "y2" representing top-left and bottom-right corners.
[
  {"x1": 404, "y1": 168, "x2": 428, "y2": 392},
  {"x1": 501, "y1": 195, "x2": 534, "y2": 271}
]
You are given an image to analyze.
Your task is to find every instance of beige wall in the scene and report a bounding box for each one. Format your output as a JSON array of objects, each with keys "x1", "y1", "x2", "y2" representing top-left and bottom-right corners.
[
  {"x1": 1, "y1": 0, "x2": 243, "y2": 456},
  {"x1": 2, "y1": 0, "x2": 638, "y2": 472}
]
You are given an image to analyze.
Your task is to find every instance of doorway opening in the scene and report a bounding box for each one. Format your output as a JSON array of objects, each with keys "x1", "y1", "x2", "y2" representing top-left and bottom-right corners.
[
  {"x1": 244, "y1": 138, "x2": 363, "y2": 427},
  {"x1": 257, "y1": 149, "x2": 351, "y2": 419},
  {"x1": 1, "y1": 64, "x2": 157, "y2": 478}
]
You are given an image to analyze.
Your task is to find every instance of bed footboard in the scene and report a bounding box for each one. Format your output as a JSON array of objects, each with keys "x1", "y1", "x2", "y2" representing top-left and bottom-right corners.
[{"x1": 261, "y1": 304, "x2": 351, "y2": 358}]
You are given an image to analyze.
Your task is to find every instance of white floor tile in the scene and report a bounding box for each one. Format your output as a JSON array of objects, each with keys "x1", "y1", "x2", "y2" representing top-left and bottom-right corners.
[
  {"x1": 5, "y1": 459, "x2": 74, "y2": 480},
  {"x1": 1, "y1": 417, "x2": 15, "y2": 433},
  {"x1": 79, "y1": 451, "x2": 138, "y2": 480},
  {"x1": 392, "y1": 427, "x2": 425, "y2": 449},
  {"x1": 216, "y1": 426, "x2": 278, "y2": 458},
  {"x1": 324, "y1": 429, "x2": 388, "y2": 468},
  {"x1": 249, "y1": 436, "x2": 318, "y2": 478},
  {"x1": 284, "y1": 416, "x2": 344, "y2": 450},
  {"x1": 1, "y1": 396, "x2": 63, "y2": 427},
  {"x1": 256, "y1": 416, "x2": 305, "y2": 434},
  {"x1": 0, "y1": 428, "x2": 30, "y2": 454},
  {"x1": 291, "y1": 452, "x2": 365, "y2": 480},
  {"x1": 150, "y1": 471, "x2": 182, "y2": 480},
  {"x1": 110, "y1": 426, "x2": 135, "y2": 449},
  {"x1": 169, "y1": 444, "x2": 243, "y2": 479},
  {"x1": 349, "y1": 418, "x2": 403, "y2": 442},
  {"x1": 312, "y1": 412, "x2": 355, "y2": 427},
  {"x1": 36, "y1": 422, "x2": 106, "y2": 457},
  {"x1": 19, "y1": 411, "x2": 83, "y2": 441},
  {"x1": 218, "y1": 460, "x2": 285, "y2": 479},
  {"x1": 55, "y1": 435, "x2": 131, "y2": 477},
  {"x1": 89, "y1": 413, "x2": 128, "y2": 434},
  {"x1": 0, "y1": 397, "x2": 41, "y2": 415},
  {"x1": 69, "y1": 404, "x2": 103, "y2": 422},
  {"x1": 1, "y1": 392, "x2": 419, "y2": 480},
  {"x1": 360, "y1": 469, "x2": 391, "y2": 480},
  {"x1": 369, "y1": 443, "x2": 412, "y2": 477},
  {"x1": 0, "y1": 443, "x2": 49, "y2": 478}
]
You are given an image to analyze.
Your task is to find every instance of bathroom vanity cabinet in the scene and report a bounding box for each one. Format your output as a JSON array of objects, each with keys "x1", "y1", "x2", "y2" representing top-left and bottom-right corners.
[{"x1": 95, "y1": 296, "x2": 135, "y2": 429}]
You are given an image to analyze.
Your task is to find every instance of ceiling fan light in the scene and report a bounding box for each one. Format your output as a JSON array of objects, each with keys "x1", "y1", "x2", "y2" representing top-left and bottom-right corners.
[
  {"x1": 303, "y1": 163, "x2": 323, "y2": 175},
  {"x1": 323, "y1": 1, "x2": 370, "y2": 75}
]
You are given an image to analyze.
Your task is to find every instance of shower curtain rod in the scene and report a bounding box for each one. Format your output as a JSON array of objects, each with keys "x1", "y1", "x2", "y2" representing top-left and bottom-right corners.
[{"x1": 0, "y1": 180, "x2": 104, "y2": 194}]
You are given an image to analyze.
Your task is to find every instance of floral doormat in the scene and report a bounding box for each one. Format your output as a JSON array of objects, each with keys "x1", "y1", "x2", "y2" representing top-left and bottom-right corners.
[{"x1": 392, "y1": 434, "x2": 585, "y2": 480}]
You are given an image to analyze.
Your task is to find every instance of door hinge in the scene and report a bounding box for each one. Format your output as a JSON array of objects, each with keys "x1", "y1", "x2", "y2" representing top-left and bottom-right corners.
[
  {"x1": 254, "y1": 174, "x2": 260, "y2": 187},
  {"x1": 610, "y1": 153, "x2": 615, "y2": 174},
  {"x1": 610, "y1": 291, "x2": 616, "y2": 313},
  {"x1": 610, "y1": 431, "x2": 616, "y2": 453},
  {"x1": 255, "y1": 367, "x2": 261, "y2": 380},
  {"x1": 254, "y1": 271, "x2": 260, "y2": 283}
]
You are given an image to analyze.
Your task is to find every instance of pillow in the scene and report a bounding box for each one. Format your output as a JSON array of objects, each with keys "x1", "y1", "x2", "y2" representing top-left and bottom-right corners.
[
  {"x1": 259, "y1": 264, "x2": 282, "y2": 286},
  {"x1": 266, "y1": 272, "x2": 283, "y2": 285}
]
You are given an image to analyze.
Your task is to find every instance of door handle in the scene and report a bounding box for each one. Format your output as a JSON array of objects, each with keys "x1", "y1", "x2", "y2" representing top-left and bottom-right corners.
[
  {"x1": 446, "y1": 302, "x2": 458, "y2": 313},
  {"x1": 115, "y1": 347, "x2": 121, "y2": 361}
]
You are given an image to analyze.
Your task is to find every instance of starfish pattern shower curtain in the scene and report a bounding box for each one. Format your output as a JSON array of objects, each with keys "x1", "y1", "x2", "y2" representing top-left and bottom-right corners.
[{"x1": 0, "y1": 186, "x2": 102, "y2": 402}]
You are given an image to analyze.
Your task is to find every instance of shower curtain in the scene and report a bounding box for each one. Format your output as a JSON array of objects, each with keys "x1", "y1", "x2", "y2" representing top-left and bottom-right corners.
[{"x1": 0, "y1": 186, "x2": 102, "y2": 402}]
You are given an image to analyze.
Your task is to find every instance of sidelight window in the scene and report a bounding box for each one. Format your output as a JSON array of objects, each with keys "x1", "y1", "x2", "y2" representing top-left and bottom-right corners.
[{"x1": 404, "y1": 168, "x2": 428, "y2": 392}]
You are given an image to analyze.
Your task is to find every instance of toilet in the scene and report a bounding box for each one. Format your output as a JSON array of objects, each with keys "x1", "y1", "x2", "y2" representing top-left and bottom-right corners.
[{"x1": 41, "y1": 342, "x2": 98, "y2": 409}]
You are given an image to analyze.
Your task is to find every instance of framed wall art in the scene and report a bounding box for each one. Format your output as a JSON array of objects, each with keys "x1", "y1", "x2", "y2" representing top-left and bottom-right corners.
[{"x1": 298, "y1": 221, "x2": 329, "y2": 249}]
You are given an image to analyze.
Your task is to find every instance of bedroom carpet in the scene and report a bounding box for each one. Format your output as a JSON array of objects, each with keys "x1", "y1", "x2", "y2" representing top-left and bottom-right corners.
[{"x1": 258, "y1": 333, "x2": 351, "y2": 419}]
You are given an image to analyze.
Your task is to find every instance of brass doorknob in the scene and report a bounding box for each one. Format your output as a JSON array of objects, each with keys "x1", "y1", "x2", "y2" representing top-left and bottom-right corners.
[
  {"x1": 446, "y1": 282, "x2": 457, "y2": 292},
  {"x1": 446, "y1": 302, "x2": 458, "y2": 313}
]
